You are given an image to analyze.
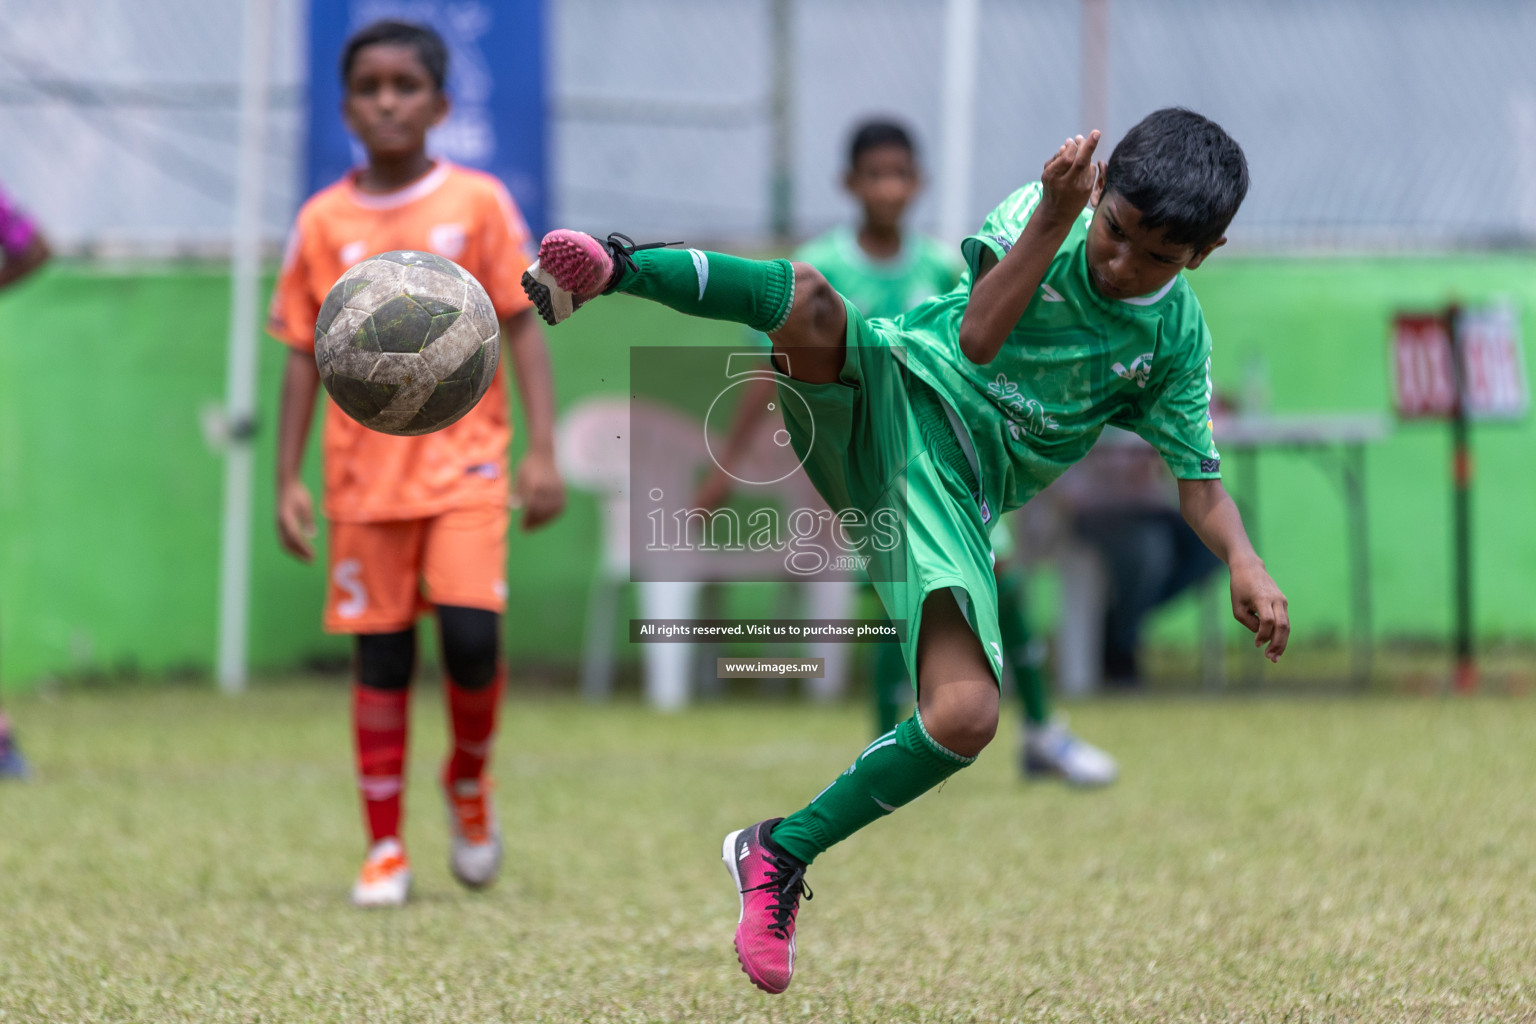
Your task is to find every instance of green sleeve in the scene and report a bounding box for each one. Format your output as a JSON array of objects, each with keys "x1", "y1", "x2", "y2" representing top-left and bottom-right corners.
[
  {"x1": 960, "y1": 182, "x2": 1043, "y2": 281},
  {"x1": 1128, "y1": 323, "x2": 1222, "y2": 480}
]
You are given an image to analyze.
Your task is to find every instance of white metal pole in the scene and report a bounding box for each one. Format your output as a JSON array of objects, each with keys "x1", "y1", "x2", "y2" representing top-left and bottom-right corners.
[
  {"x1": 1081, "y1": 0, "x2": 1110, "y2": 135},
  {"x1": 217, "y1": 0, "x2": 273, "y2": 694},
  {"x1": 937, "y1": 0, "x2": 981, "y2": 248}
]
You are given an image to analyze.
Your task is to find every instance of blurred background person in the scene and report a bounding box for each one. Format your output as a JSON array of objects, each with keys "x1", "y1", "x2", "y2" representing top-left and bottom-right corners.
[
  {"x1": 1046, "y1": 427, "x2": 1222, "y2": 689},
  {"x1": 0, "y1": 178, "x2": 51, "y2": 781}
]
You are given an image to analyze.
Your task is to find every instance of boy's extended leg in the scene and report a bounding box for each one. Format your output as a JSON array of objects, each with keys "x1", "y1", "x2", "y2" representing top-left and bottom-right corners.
[
  {"x1": 774, "y1": 590, "x2": 997, "y2": 859},
  {"x1": 437, "y1": 605, "x2": 506, "y2": 890},
  {"x1": 531, "y1": 232, "x2": 997, "y2": 992},
  {"x1": 524, "y1": 232, "x2": 849, "y2": 383},
  {"x1": 724, "y1": 590, "x2": 998, "y2": 994},
  {"x1": 351, "y1": 629, "x2": 416, "y2": 908}
]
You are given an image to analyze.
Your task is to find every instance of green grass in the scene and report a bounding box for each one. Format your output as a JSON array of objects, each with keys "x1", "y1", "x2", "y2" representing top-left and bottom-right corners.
[{"x1": 2, "y1": 681, "x2": 1535, "y2": 1022}]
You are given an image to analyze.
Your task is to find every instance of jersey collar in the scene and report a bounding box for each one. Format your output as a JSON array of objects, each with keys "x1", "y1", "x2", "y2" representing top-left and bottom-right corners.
[
  {"x1": 1118, "y1": 277, "x2": 1178, "y2": 306},
  {"x1": 346, "y1": 160, "x2": 452, "y2": 210}
]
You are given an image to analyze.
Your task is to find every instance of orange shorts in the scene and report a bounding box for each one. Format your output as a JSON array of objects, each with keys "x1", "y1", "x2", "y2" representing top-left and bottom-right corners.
[{"x1": 324, "y1": 504, "x2": 509, "y2": 634}]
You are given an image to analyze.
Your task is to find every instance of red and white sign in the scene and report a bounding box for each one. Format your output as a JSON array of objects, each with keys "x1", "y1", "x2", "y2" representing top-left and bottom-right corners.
[
  {"x1": 1457, "y1": 304, "x2": 1528, "y2": 419},
  {"x1": 1392, "y1": 313, "x2": 1457, "y2": 419},
  {"x1": 1391, "y1": 305, "x2": 1528, "y2": 421}
]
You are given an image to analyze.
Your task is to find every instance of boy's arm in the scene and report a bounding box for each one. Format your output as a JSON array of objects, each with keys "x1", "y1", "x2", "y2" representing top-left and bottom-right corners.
[
  {"x1": 503, "y1": 308, "x2": 566, "y2": 531},
  {"x1": 1177, "y1": 477, "x2": 1290, "y2": 661},
  {"x1": 959, "y1": 131, "x2": 1101, "y2": 365},
  {"x1": 276, "y1": 348, "x2": 321, "y2": 562},
  {"x1": 0, "y1": 232, "x2": 50, "y2": 291}
]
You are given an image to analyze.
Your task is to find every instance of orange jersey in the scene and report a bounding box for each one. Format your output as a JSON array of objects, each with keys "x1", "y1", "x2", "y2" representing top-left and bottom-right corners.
[{"x1": 269, "y1": 161, "x2": 534, "y2": 522}]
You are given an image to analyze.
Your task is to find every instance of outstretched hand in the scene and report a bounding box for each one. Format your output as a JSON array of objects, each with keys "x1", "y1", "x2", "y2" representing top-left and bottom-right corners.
[
  {"x1": 1230, "y1": 559, "x2": 1290, "y2": 663},
  {"x1": 1040, "y1": 131, "x2": 1102, "y2": 224}
]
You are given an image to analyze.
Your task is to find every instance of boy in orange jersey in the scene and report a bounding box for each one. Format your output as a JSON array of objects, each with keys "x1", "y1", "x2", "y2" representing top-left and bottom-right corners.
[{"x1": 269, "y1": 20, "x2": 565, "y2": 907}]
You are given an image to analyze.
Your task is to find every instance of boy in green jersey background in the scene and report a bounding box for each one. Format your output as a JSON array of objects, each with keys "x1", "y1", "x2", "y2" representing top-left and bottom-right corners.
[
  {"x1": 796, "y1": 119, "x2": 959, "y2": 320},
  {"x1": 525, "y1": 107, "x2": 1288, "y2": 994}
]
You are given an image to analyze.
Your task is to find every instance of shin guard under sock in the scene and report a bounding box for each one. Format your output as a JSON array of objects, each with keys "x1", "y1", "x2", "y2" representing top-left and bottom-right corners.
[
  {"x1": 444, "y1": 667, "x2": 504, "y2": 782},
  {"x1": 352, "y1": 683, "x2": 410, "y2": 843},
  {"x1": 770, "y1": 711, "x2": 974, "y2": 865},
  {"x1": 615, "y1": 248, "x2": 795, "y2": 334}
]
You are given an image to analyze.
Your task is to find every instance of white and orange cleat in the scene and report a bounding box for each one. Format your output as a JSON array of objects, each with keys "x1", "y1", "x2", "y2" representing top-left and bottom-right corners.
[
  {"x1": 443, "y1": 776, "x2": 503, "y2": 889},
  {"x1": 351, "y1": 837, "x2": 411, "y2": 908}
]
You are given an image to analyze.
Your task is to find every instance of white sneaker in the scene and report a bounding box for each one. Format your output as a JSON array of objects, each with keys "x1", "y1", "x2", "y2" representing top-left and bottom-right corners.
[
  {"x1": 351, "y1": 837, "x2": 411, "y2": 907},
  {"x1": 443, "y1": 777, "x2": 503, "y2": 889},
  {"x1": 1022, "y1": 720, "x2": 1119, "y2": 787}
]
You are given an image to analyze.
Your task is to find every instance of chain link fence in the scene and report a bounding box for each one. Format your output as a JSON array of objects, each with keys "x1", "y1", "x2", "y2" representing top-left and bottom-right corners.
[
  {"x1": 1, "y1": 0, "x2": 1533, "y2": 253},
  {"x1": 0, "y1": 0, "x2": 306, "y2": 255}
]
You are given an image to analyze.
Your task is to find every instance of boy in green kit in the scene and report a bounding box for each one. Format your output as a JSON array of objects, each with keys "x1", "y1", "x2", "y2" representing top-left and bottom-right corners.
[
  {"x1": 525, "y1": 108, "x2": 1288, "y2": 993},
  {"x1": 702, "y1": 117, "x2": 1115, "y2": 783}
]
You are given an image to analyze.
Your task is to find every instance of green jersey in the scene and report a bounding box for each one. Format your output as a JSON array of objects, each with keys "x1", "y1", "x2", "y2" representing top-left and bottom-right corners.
[
  {"x1": 893, "y1": 181, "x2": 1221, "y2": 520},
  {"x1": 795, "y1": 226, "x2": 960, "y2": 321}
]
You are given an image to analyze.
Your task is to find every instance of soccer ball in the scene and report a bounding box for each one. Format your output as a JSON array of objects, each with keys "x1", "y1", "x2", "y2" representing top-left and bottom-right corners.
[{"x1": 314, "y1": 250, "x2": 500, "y2": 436}]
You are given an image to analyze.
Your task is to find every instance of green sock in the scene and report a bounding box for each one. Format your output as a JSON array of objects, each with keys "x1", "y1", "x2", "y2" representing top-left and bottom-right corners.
[
  {"x1": 871, "y1": 641, "x2": 911, "y2": 738},
  {"x1": 614, "y1": 248, "x2": 795, "y2": 334},
  {"x1": 998, "y1": 567, "x2": 1051, "y2": 727},
  {"x1": 770, "y1": 712, "x2": 974, "y2": 865}
]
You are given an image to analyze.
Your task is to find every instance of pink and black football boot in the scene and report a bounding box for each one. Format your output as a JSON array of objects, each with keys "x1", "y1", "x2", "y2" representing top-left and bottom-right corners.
[
  {"x1": 520, "y1": 231, "x2": 677, "y2": 326},
  {"x1": 721, "y1": 817, "x2": 813, "y2": 994}
]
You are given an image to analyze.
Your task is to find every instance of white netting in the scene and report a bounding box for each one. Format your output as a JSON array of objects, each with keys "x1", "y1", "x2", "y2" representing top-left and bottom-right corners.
[
  {"x1": 2, "y1": 0, "x2": 1534, "y2": 252},
  {"x1": 0, "y1": 0, "x2": 305, "y2": 254}
]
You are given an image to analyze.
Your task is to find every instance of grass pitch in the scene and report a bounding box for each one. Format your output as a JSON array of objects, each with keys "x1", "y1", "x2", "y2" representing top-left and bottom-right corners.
[{"x1": 1, "y1": 681, "x2": 1534, "y2": 1023}]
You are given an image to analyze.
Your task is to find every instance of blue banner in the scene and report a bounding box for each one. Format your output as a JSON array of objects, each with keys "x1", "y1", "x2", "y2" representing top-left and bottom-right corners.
[{"x1": 306, "y1": 0, "x2": 547, "y2": 236}]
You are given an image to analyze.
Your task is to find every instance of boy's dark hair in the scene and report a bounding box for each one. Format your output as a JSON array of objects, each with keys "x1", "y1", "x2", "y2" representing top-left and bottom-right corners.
[
  {"x1": 340, "y1": 20, "x2": 449, "y2": 92},
  {"x1": 1104, "y1": 108, "x2": 1248, "y2": 250},
  {"x1": 848, "y1": 119, "x2": 916, "y2": 170}
]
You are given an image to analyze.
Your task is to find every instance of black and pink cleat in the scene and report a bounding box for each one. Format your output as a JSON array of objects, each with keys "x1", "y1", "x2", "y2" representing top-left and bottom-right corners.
[
  {"x1": 721, "y1": 818, "x2": 813, "y2": 994},
  {"x1": 521, "y1": 230, "x2": 679, "y2": 326}
]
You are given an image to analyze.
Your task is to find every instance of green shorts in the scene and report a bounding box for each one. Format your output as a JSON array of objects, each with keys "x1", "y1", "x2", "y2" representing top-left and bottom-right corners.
[{"x1": 775, "y1": 300, "x2": 1004, "y2": 689}]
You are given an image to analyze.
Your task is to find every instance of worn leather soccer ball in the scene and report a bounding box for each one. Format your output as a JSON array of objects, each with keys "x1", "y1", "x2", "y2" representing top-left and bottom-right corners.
[{"x1": 314, "y1": 249, "x2": 499, "y2": 436}]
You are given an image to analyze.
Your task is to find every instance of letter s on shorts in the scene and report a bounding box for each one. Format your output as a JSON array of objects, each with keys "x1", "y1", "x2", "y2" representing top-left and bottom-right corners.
[{"x1": 333, "y1": 558, "x2": 369, "y2": 619}]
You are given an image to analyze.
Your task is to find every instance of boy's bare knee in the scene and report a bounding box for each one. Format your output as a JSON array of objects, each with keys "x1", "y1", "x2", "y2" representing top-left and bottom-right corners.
[
  {"x1": 771, "y1": 262, "x2": 847, "y2": 381},
  {"x1": 791, "y1": 261, "x2": 835, "y2": 309},
  {"x1": 918, "y1": 680, "x2": 999, "y2": 759},
  {"x1": 790, "y1": 262, "x2": 844, "y2": 332}
]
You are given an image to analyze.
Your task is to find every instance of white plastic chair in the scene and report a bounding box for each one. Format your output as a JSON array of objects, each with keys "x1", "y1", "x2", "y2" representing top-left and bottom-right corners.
[{"x1": 557, "y1": 396, "x2": 855, "y2": 711}]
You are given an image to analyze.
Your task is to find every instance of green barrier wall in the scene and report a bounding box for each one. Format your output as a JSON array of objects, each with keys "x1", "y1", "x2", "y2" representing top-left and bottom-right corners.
[{"x1": 0, "y1": 255, "x2": 1532, "y2": 691}]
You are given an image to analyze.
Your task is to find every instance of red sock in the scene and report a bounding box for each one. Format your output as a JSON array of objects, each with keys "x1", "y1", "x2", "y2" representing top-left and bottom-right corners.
[
  {"x1": 353, "y1": 683, "x2": 410, "y2": 843},
  {"x1": 445, "y1": 667, "x2": 505, "y2": 783}
]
